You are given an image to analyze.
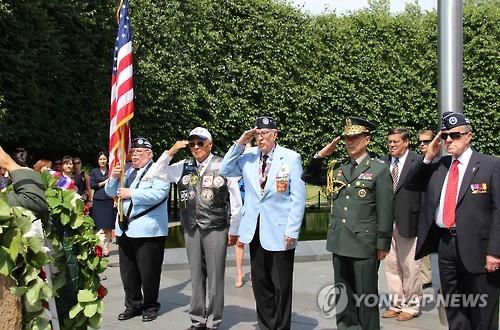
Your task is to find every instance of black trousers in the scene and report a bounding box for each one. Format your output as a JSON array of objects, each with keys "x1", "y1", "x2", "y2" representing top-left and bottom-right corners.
[
  {"x1": 249, "y1": 223, "x2": 295, "y2": 330},
  {"x1": 438, "y1": 232, "x2": 500, "y2": 330},
  {"x1": 118, "y1": 234, "x2": 166, "y2": 314},
  {"x1": 333, "y1": 254, "x2": 380, "y2": 330}
]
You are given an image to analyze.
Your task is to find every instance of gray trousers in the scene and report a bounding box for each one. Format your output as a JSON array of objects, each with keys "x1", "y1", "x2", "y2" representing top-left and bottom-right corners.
[{"x1": 184, "y1": 226, "x2": 229, "y2": 329}]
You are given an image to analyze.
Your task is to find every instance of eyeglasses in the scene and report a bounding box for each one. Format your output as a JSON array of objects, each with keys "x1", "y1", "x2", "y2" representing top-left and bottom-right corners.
[
  {"x1": 188, "y1": 141, "x2": 205, "y2": 148},
  {"x1": 441, "y1": 132, "x2": 468, "y2": 140},
  {"x1": 74, "y1": 161, "x2": 81, "y2": 165},
  {"x1": 253, "y1": 130, "x2": 274, "y2": 138},
  {"x1": 418, "y1": 140, "x2": 431, "y2": 145},
  {"x1": 53, "y1": 161, "x2": 62, "y2": 165},
  {"x1": 132, "y1": 149, "x2": 148, "y2": 155}
]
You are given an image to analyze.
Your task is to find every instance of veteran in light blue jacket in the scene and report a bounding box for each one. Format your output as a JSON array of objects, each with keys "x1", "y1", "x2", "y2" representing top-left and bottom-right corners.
[
  {"x1": 105, "y1": 137, "x2": 169, "y2": 323},
  {"x1": 220, "y1": 116, "x2": 306, "y2": 330}
]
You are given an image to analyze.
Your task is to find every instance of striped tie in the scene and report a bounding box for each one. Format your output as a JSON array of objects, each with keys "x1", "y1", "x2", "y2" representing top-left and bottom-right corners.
[{"x1": 391, "y1": 158, "x2": 399, "y2": 192}]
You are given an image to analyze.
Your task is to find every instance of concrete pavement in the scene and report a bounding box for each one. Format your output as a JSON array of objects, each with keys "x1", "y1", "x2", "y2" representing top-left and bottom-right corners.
[{"x1": 99, "y1": 239, "x2": 450, "y2": 330}]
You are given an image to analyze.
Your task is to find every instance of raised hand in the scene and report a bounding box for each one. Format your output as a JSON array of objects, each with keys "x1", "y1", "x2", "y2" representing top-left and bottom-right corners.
[
  {"x1": 425, "y1": 131, "x2": 442, "y2": 162},
  {"x1": 167, "y1": 140, "x2": 189, "y2": 157},
  {"x1": 237, "y1": 128, "x2": 257, "y2": 145},
  {"x1": 317, "y1": 136, "x2": 342, "y2": 158}
]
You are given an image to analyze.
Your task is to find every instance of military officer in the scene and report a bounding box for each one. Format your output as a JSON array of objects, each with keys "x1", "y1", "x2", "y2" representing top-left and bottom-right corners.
[{"x1": 302, "y1": 117, "x2": 394, "y2": 330}]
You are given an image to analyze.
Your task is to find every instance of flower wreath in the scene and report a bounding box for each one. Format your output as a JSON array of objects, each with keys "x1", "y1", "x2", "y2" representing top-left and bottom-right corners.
[{"x1": 0, "y1": 170, "x2": 108, "y2": 329}]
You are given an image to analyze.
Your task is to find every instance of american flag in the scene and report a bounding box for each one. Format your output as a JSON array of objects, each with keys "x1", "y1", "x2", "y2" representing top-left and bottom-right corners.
[{"x1": 109, "y1": 0, "x2": 134, "y2": 171}]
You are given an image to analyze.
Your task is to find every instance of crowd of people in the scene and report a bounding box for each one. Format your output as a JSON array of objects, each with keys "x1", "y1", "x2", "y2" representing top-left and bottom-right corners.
[{"x1": 1, "y1": 112, "x2": 499, "y2": 330}]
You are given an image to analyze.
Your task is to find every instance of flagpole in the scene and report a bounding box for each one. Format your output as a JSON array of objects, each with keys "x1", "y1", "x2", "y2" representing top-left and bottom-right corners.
[
  {"x1": 116, "y1": 0, "x2": 125, "y2": 23},
  {"x1": 119, "y1": 125, "x2": 126, "y2": 227}
]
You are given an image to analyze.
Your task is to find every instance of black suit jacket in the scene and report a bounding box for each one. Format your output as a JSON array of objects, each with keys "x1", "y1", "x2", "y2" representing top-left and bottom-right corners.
[
  {"x1": 407, "y1": 149, "x2": 500, "y2": 273},
  {"x1": 385, "y1": 151, "x2": 422, "y2": 238}
]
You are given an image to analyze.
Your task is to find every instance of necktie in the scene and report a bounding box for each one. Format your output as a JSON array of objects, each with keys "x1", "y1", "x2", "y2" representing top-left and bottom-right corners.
[
  {"x1": 443, "y1": 159, "x2": 459, "y2": 228},
  {"x1": 126, "y1": 168, "x2": 139, "y2": 188},
  {"x1": 350, "y1": 160, "x2": 357, "y2": 176},
  {"x1": 260, "y1": 154, "x2": 269, "y2": 189},
  {"x1": 391, "y1": 158, "x2": 399, "y2": 192}
]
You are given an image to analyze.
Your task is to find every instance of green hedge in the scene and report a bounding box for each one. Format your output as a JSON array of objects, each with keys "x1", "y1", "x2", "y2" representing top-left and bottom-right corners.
[{"x1": 0, "y1": 0, "x2": 498, "y2": 161}]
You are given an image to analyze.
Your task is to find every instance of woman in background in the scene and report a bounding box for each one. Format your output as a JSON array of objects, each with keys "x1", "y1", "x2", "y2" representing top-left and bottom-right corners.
[
  {"x1": 73, "y1": 156, "x2": 91, "y2": 205},
  {"x1": 33, "y1": 159, "x2": 52, "y2": 173},
  {"x1": 90, "y1": 151, "x2": 114, "y2": 256}
]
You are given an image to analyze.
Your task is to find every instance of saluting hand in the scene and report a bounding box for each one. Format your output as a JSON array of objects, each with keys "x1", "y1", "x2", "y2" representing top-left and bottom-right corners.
[
  {"x1": 317, "y1": 136, "x2": 341, "y2": 158},
  {"x1": 167, "y1": 140, "x2": 189, "y2": 157},
  {"x1": 237, "y1": 128, "x2": 256, "y2": 146},
  {"x1": 0, "y1": 146, "x2": 21, "y2": 172},
  {"x1": 425, "y1": 131, "x2": 442, "y2": 162}
]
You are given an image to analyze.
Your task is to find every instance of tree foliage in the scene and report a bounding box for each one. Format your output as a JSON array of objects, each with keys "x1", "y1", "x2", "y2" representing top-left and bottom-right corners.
[{"x1": 0, "y1": 0, "x2": 498, "y2": 162}]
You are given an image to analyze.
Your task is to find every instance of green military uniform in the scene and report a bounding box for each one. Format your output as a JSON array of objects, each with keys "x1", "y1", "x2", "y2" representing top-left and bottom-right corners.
[
  {"x1": 6, "y1": 168, "x2": 48, "y2": 218},
  {"x1": 302, "y1": 118, "x2": 394, "y2": 330}
]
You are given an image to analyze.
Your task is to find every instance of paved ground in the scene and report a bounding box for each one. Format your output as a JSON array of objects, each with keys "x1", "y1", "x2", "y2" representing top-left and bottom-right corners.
[{"x1": 99, "y1": 238, "x2": 453, "y2": 330}]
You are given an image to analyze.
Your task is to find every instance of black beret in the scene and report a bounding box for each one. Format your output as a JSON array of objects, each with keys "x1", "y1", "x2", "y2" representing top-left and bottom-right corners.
[
  {"x1": 441, "y1": 112, "x2": 471, "y2": 130},
  {"x1": 255, "y1": 116, "x2": 277, "y2": 129},
  {"x1": 132, "y1": 137, "x2": 152, "y2": 149}
]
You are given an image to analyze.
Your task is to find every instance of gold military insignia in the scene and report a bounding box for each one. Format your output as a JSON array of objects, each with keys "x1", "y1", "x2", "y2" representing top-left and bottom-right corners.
[
  {"x1": 326, "y1": 160, "x2": 346, "y2": 197},
  {"x1": 358, "y1": 189, "x2": 367, "y2": 198},
  {"x1": 346, "y1": 118, "x2": 352, "y2": 126}
]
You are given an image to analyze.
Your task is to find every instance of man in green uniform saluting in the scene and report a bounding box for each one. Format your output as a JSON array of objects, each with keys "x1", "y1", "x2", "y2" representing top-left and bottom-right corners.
[{"x1": 302, "y1": 117, "x2": 394, "y2": 330}]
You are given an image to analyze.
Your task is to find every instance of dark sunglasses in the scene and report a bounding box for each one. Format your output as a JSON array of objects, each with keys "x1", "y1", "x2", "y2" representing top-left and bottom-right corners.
[
  {"x1": 441, "y1": 132, "x2": 468, "y2": 140},
  {"x1": 418, "y1": 140, "x2": 431, "y2": 145},
  {"x1": 188, "y1": 141, "x2": 205, "y2": 148}
]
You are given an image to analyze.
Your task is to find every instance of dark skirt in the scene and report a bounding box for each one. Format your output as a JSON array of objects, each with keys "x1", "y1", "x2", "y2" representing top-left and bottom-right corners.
[{"x1": 91, "y1": 199, "x2": 115, "y2": 230}]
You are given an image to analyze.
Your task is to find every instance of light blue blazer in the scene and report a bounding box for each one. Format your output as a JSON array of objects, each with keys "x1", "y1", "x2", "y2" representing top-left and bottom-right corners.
[
  {"x1": 220, "y1": 144, "x2": 306, "y2": 251},
  {"x1": 105, "y1": 161, "x2": 170, "y2": 238}
]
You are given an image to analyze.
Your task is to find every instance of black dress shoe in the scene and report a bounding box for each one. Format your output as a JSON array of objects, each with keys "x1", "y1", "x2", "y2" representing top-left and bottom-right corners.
[
  {"x1": 142, "y1": 312, "x2": 158, "y2": 322},
  {"x1": 117, "y1": 309, "x2": 142, "y2": 320}
]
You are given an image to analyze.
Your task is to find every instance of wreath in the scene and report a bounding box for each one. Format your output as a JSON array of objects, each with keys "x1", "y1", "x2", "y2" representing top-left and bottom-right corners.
[{"x1": 0, "y1": 171, "x2": 108, "y2": 329}]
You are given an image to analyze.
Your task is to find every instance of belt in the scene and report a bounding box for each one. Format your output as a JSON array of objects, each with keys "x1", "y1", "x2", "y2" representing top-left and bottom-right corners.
[{"x1": 438, "y1": 226, "x2": 457, "y2": 236}]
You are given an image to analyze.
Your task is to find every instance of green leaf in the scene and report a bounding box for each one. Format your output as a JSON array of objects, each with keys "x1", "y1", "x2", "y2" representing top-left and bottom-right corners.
[
  {"x1": 83, "y1": 301, "x2": 98, "y2": 317},
  {"x1": 69, "y1": 302, "x2": 84, "y2": 319},
  {"x1": 25, "y1": 279, "x2": 43, "y2": 304},
  {"x1": 86, "y1": 255, "x2": 99, "y2": 270},
  {"x1": 77, "y1": 289, "x2": 97, "y2": 303},
  {"x1": 71, "y1": 214, "x2": 84, "y2": 229},
  {"x1": 8, "y1": 231, "x2": 21, "y2": 260},
  {"x1": 0, "y1": 246, "x2": 14, "y2": 275},
  {"x1": 88, "y1": 312, "x2": 102, "y2": 329},
  {"x1": 23, "y1": 235, "x2": 44, "y2": 253},
  {"x1": 10, "y1": 285, "x2": 27, "y2": 297}
]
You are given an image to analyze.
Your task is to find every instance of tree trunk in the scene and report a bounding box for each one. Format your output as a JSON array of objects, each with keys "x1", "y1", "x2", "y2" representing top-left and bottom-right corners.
[{"x1": 0, "y1": 274, "x2": 22, "y2": 330}]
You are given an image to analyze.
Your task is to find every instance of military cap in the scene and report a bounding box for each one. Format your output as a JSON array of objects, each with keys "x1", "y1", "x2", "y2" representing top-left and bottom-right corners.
[
  {"x1": 132, "y1": 137, "x2": 152, "y2": 149},
  {"x1": 188, "y1": 127, "x2": 212, "y2": 141},
  {"x1": 255, "y1": 116, "x2": 277, "y2": 129},
  {"x1": 342, "y1": 117, "x2": 377, "y2": 136},
  {"x1": 441, "y1": 111, "x2": 471, "y2": 130}
]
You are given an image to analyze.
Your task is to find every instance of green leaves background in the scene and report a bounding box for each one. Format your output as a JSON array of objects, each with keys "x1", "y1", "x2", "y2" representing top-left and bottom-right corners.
[{"x1": 0, "y1": 0, "x2": 498, "y2": 161}]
